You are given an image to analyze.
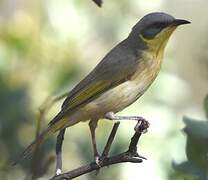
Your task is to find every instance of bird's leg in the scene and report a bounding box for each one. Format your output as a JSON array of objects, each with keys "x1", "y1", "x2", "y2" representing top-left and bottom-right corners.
[
  {"x1": 105, "y1": 112, "x2": 148, "y2": 133},
  {"x1": 105, "y1": 112, "x2": 145, "y2": 121},
  {"x1": 88, "y1": 119, "x2": 100, "y2": 165},
  {"x1": 55, "y1": 128, "x2": 66, "y2": 175}
]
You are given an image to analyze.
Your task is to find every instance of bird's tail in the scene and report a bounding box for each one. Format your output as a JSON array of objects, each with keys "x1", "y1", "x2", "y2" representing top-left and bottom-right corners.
[
  {"x1": 12, "y1": 114, "x2": 67, "y2": 166},
  {"x1": 12, "y1": 127, "x2": 54, "y2": 166}
]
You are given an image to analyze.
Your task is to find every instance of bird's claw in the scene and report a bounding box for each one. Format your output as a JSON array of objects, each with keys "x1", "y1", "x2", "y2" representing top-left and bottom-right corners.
[{"x1": 134, "y1": 118, "x2": 150, "y2": 133}]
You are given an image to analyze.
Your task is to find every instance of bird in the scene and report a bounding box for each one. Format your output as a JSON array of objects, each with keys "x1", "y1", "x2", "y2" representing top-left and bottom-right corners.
[{"x1": 14, "y1": 12, "x2": 190, "y2": 168}]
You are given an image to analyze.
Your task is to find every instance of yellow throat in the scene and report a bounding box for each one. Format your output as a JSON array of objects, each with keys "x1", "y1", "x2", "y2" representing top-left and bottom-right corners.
[
  {"x1": 140, "y1": 26, "x2": 177, "y2": 61},
  {"x1": 130, "y1": 26, "x2": 177, "y2": 88}
]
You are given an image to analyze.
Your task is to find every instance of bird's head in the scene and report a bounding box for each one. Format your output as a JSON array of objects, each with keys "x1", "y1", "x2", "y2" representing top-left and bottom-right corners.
[{"x1": 128, "y1": 12, "x2": 190, "y2": 55}]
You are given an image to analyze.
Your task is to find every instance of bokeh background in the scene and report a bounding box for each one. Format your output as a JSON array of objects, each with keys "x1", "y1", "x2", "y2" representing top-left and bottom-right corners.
[{"x1": 0, "y1": 0, "x2": 208, "y2": 179}]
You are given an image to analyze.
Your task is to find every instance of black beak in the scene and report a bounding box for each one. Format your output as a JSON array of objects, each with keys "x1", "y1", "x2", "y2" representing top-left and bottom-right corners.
[{"x1": 171, "y1": 19, "x2": 191, "y2": 26}]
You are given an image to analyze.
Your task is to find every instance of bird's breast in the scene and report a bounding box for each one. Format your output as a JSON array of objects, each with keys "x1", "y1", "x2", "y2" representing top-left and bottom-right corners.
[{"x1": 130, "y1": 50, "x2": 163, "y2": 87}]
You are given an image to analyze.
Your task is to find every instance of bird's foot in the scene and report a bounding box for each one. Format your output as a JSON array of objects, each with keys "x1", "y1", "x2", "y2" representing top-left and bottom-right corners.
[{"x1": 134, "y1": 118, "x2": 150, "y2": 134}]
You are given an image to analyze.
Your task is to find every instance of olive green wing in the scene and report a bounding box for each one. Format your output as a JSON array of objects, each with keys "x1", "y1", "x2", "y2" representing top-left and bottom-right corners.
[{"x1": 49, "y1": 40, "x2": 140, "y2": 125}]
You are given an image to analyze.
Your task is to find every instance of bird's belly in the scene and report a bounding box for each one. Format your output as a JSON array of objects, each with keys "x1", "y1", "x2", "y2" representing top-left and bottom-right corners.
[
  {"x1": 94, "y1": 81, "x2": 142, "y2": 111},
  {"x1": 64, "y1": 78, "x2": 153, "y2": 127},
  {"x1": 79, "y1": 79, "x2": 149, "y2": 120},
  {"x1": 81, "y1": 59, "x2": 161, "y2": 120}
]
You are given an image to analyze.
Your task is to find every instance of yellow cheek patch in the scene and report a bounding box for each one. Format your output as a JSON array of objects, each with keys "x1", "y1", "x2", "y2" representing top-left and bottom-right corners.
[{"x1": 140, "y1": 26, "x2": 176, "y2": 54}]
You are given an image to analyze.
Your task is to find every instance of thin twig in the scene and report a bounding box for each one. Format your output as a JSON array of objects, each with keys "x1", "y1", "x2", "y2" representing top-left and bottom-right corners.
[
  {"x1": 96, "y1": 122, "x2": 120, "y2": 175},
  {"x1": 55, "y1": 128, "x2": 66, "y2": 175},
  {"x1": 101, "y1": 122, "x2": 120, "y2": 157}
]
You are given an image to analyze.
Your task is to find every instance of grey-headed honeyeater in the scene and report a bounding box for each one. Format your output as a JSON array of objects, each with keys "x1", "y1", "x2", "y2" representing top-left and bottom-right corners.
[{"x1": 14, "y1": 12, "x2": 190, "y2": 167}]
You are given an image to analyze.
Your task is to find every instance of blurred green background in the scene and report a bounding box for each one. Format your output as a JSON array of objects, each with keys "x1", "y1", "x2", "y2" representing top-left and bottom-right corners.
[{"x1": 0, "y1": 0, "x2": 208, "y2": 179}]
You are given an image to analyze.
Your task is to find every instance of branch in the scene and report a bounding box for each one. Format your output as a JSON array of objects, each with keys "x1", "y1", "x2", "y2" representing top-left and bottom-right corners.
[
  {"x1": 50, "y1": 119, "x2": 150, "y2": 180},
  {"x1": 91, "y1": 0, "x2": 103, "y2": 7},
  {"x1": 55, "y1": 129, "x2": 66, "y2": 175},
  {"x1": 101, "y1": 122, "x2": 120, "y2": 158}
]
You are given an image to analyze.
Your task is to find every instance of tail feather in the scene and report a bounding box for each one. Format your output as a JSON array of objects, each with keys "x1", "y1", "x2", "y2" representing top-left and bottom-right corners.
[
  {"x1": 12, "y1": 127, "x2": 54, "y2": 166},
  {"x1": 12, "y1": 117, "x2": 67, "y2": 166}
]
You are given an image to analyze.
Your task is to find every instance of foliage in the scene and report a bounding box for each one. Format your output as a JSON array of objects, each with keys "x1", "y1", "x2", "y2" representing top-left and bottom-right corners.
[{"x1": 170, "y1": 95, "x2": 208, "y2": 180}]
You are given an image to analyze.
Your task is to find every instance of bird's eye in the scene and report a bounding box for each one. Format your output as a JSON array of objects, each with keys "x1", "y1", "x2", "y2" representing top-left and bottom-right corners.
[{"x1": 141, "y1": 26, "x2": 164, "y2": 39}]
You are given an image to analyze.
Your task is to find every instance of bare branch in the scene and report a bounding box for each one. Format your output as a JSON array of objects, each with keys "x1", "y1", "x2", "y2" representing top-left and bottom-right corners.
[
  {"x1": 101, "y1": 122, "x2": 120, "y2": 158},
  {"x1": 50, "y1": 152, "x2": 142, "y2": 180},
  {"x1": 50, "y1": 119, "x2": 150, "y2": 180},
  {"x1": 55, "y1": 129, "x2": 66, "y2": 175},
  {"x1": 91, "y1": 0, "x2": 103, "y2": 7}
]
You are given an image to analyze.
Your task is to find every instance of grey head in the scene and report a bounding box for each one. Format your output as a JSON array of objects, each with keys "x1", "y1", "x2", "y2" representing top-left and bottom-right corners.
[{"x1": 128, "y1": 12, "x2": 190, "y2": 40}]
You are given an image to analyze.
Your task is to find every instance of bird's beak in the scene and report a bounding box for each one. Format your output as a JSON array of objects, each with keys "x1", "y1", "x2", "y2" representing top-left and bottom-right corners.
[{"x1": 170, "y1": 19, "x2": 191, "y2": 26}]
